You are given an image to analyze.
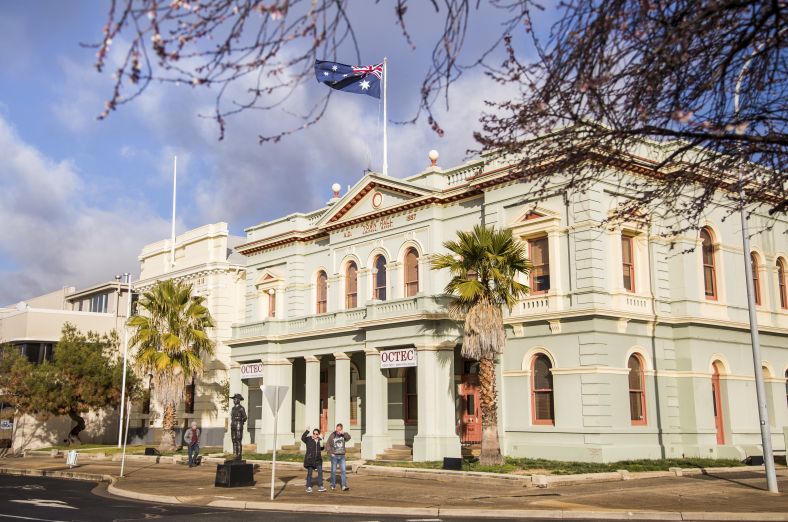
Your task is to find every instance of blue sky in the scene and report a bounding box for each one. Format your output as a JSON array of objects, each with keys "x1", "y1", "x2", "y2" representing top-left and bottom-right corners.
[{"x1": 0, "y1": 1, "x2": 555, "y2": 304}]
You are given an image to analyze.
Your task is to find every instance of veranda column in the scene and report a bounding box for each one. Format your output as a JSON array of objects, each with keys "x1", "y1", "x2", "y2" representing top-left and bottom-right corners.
[
  {"x1": 304, "y1": 356, "x2": 321, "y2": 436},
  {"x1": 223, "y1": 363, "x2": 242, "y2": 453},
  {"x1": 257, "y1": 358, "x2": 295, "y2": 453},
  {"x1": 412, "y1": 344, "x2": 461, "y2": 461},
  {"x1": 334, "y1": 353, "x2": 351, "y2": 437},
  {"x1": 361, "y1": 348, "x2": 390, "y2": 459}
]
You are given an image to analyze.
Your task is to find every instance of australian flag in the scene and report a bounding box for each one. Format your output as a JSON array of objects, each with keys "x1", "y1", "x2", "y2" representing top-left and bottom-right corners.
[{"x1": 315, "y1": 60, "x2": 382, "y2": 99}]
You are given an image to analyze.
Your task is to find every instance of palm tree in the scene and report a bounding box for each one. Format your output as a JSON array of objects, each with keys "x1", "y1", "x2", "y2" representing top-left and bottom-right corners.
[
  {"x1": 128, "y1": 280, "x2": 215, "y2": 452},
  {"x1": 431, "y1": 224, "x2": 531, "y2": 466}
]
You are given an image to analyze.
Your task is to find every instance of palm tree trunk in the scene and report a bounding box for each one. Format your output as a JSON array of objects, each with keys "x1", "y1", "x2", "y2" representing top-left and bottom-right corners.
[
  {"x1": 158, "y1": 402, "x2": 177, "y2": 453},
  {"x1": 478, "y1": 355, "x2": 504, "y2": 466}
]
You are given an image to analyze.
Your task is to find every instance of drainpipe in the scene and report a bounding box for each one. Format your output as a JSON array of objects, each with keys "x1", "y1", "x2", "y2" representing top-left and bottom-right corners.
[
  {"x1": 646, "y1": 220, "x2": 666, "y2": 458},
  {"x1": 563, "y1": 192, "x2": 573, "y2": 305}
]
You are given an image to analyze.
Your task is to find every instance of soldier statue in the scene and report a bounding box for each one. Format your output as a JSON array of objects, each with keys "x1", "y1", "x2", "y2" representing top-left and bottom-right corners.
[{"x1": 230, "y1": 393, "x2": 247, "y2": 461}]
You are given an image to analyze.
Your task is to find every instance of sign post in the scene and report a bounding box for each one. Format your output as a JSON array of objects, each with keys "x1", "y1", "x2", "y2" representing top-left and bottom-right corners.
[
  {"x1": 119, "y1": 398, "x2": 131, "y2": 477},
  {"x1": 261, "y1": 384, "x2": 289, "y2": 501}
]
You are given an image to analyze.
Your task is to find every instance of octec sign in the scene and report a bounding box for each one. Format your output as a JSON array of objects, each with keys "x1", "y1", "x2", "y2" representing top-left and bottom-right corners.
[
  {"x1": 380, "y1": 347, "x2": 417, "y2": 369},
  {"x1": 240, "y1": 362, "x2": 264, "y2": 380}
]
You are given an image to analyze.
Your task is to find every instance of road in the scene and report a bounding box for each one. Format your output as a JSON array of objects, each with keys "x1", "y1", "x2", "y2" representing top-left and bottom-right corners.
[{"x1": 0, "y1": 474, "x2": 645, "y2": 522}]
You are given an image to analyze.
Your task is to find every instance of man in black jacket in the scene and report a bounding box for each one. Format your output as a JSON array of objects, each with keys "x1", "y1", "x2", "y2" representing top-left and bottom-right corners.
[{"x1": 301, "y1": 427, "x2": 325, "y2": 492}]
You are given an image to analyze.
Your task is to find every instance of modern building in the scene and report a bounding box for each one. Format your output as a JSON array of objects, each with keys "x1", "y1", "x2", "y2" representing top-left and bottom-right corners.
[
  {"x1": 131, "y1": 222, "x2": 246, "y2": 447},
  {"x1": 226, "y1": 148, "x2": 788, "y2": 462},
  {"x1": 0, "y1": 281, "x2": 134, "y2": 450}
]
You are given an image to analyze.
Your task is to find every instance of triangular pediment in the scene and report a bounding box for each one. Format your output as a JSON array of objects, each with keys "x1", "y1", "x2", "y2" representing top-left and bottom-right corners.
[
  {"x1": 255, "y1": 269, "x2": 283, "y2": 286},
  {"x1": 316, "y1": 174, "x2": 433, "y2": 228},
  {"x1": 509, "y1": 206, "x2": 561, "y2": 229}
]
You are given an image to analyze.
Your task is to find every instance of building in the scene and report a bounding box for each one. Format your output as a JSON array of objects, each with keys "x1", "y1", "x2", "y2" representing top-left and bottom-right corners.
[
  {"x1": 0, "y1": 281, "x2": 134, "y2": 450},
  {"x1": 131, "y1": 222, "x2": 246, "y2": 447},
  {"x1": 226, "y1": 147, "x2": 787, "y2": 463}
]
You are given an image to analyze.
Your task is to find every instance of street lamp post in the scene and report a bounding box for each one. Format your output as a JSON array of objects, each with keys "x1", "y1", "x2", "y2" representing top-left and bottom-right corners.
[
  {"x1": 733, "y1": 48, "x2": 778, "y2": 494},
  {"x1": 117, "y1": 273, "x2": 133, "y2": 448}
]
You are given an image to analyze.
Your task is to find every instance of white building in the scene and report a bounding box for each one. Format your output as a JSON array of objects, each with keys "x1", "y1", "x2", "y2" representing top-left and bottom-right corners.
[
  {"x1": 225, "y1": 147, "x2": 787, "y2": 463},
  {"x1": 131, "y1": 222, "x2": 246, "y2": 447}
]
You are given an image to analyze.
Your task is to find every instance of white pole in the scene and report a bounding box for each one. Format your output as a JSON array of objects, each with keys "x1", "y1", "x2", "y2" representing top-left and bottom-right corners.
[
  {"x1": 120, "y1": 397, "x2": 131, "y2": 478},
  {"x1": 170, "y1": 155, "x2": 177, "y2": 269},
  {"x1": 117, "y1": 273, "x2": 132, "y2": 448},
  {"x1": 382, "y1": 57, "x2": 388, "y2": 177},
  {"x1": 733, "y1": 50, "x2": 778, "y2": 494},
  {"x1": 270, "y1": 386, "x2": 279, "y2": 501}
]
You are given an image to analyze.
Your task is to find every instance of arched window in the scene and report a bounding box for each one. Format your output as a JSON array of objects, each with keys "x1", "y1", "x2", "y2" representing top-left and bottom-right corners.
[
  {"x1": 345, "y1": 262, "x2": 358, "y2": 309},
  {"x1": 316, "y1": 271, "x2": 328, "y2": 314},
  {"x1": 751, "y1": 252, "x2": 761, "y2": 305},
  {"x1": 373, "y1": 255, "x2": 387, "y2": 301},
  {"x1": 711, "y1": 361, "x2": 725, "y2": 444},
  {"x1": 628, "y1": 354, "x2": 646, "y2": 425},
  {"x1": 531, "y1": 354, "x2": 554, "y2": 425},
  {"x1": 777, "y1": 258, "x2": 787, "y2": 309},
  {"x1": 700, "y1": 228, "x2": 717, "y2": 299},
  {"x1": 404, "y1": 248, "x2": 419, "y2": 297}
]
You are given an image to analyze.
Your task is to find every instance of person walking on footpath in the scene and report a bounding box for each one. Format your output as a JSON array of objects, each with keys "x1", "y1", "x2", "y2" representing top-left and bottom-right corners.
[
  {"x1": 327, "y1": 423, "x2": 351, "y2": 491},
  {"x1": 301, "y1": 426, "x2": 326, "y2": 493},
  {"x1": 183, "y1": 421, "x2": 201, "y2": 467}
]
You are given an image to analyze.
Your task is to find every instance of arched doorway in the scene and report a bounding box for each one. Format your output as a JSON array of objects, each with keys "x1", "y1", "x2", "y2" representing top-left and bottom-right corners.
[{"x1": 711, "y1": 361, "x2": 725, "y2": 444}]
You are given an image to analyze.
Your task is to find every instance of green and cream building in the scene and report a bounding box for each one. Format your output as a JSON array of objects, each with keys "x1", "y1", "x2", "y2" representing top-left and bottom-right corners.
[{"x1": 226, "y1": 149, "x2": 788, "y2": 462}]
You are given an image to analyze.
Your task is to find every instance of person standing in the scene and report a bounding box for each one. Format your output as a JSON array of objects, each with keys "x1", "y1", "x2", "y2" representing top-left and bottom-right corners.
[
  {"x1": 301, "y1": 427, "x2": 326, "y2": 493},
  {"x1": 326, "y1": 423, "x2": 351, "y2": 491},
  {"x1": 183, "y1": 421, "x2": 201, "y2": 467}
]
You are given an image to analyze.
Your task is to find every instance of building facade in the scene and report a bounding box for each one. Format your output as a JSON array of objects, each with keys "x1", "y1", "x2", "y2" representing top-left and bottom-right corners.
[
  {"x1": 131, "y1": 222, "x2": 246, "y2": 447},
  {"x1": 226, "y1": 150, "x2": 787, "y2": 463},
  {"x1": 0, "y1": 282, "x2": 133, "y2": 450}
]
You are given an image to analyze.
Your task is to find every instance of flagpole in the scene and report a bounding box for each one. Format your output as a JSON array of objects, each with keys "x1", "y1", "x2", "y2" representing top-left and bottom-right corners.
[
  {"x1": 382, "y1": 57, "x2": 388, "y2": 176},
  {"x1": 170, "y1": 156, "x2": 177, "y2": 269}
]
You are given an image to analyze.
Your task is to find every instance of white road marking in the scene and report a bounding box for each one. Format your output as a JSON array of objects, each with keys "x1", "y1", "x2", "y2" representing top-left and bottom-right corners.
[
  {"x1": 0, "y1": 514, "x2": 69, "y2": 522},
  {"x1": 9, "y1": 499, "x2": 77, "y2": 510},
  {"x1": 406, "y1": 519, "x2": 443, "y2": 522}
]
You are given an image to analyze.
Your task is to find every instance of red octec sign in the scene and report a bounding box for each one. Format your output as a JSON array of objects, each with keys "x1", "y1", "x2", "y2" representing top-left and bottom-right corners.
[{"x1": 380, "y1": 347, "x2": 417, "y2": 369}]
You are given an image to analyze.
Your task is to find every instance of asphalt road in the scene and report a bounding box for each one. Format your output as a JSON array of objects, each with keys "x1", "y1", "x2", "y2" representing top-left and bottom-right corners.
[{"x1": 0, "y1": 474, "x2": 669, "y2": 522}]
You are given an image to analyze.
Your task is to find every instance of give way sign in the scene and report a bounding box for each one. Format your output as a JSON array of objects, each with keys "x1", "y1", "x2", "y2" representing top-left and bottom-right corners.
[{"x1": 262, "y1": 385, "x2": 289, "y2": 415}]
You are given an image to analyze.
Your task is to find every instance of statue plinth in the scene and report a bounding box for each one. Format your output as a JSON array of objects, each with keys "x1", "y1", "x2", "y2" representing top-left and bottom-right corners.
[
  {"x1": 215, "y1": 393, "x2": 254, "y2": 487},
  {"x1": 215, "y1": 460, "x2": 254, "y2": 488}
]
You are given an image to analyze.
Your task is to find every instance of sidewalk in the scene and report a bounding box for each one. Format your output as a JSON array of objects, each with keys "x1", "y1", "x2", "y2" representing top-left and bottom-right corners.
[{"x1": 1, "y1": 455, "x2": 787, "y2": 520}]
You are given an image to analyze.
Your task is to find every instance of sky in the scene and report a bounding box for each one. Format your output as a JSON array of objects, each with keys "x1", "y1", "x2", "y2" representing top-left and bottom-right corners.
[{"x1": 0, "y1": 1, "x2": 556, "y2": 305}]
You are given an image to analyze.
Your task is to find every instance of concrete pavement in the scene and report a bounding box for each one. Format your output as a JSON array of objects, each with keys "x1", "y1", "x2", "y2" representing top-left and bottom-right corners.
[{"x1": 1, "y1": 456, "x2": 787, "y2": 520}]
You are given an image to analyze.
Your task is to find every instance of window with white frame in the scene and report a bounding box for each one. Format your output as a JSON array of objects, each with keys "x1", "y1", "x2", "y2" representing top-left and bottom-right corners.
[
  {"x1": 373, "y1": 255, "x2": 387, "y2": 301},
  {"x1": 621, "y1": 235, "x2": 636, "y2": 292},
  {"x1": 316, "y1": 270, "x2": 328, "y2": 314},
  {"x1": 345, "y1": 262, "x2": 358, "y2": 309},
  {"x1": 528, "y1": 237, "x2": 550, "y2": 294},
  {"x1": 404, "y1": 248, "x2": 419, "y2": 297}
]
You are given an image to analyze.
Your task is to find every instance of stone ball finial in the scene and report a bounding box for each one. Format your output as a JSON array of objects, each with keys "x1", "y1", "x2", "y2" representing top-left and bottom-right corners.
[
  {"x1": 428, "y1": 149, "x2": 439, "y2": 167},
  {"x1": 331, "y1": 182, "x2": 341, "y2": 197}
]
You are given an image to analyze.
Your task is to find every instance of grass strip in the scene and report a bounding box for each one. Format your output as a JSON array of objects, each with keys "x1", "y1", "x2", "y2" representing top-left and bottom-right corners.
[{"x1": 367, "y1": 457, "x2": 746, "y2": 475}]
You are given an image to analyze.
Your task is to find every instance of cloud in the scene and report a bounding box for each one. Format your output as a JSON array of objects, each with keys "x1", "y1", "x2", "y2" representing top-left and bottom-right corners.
[
  {"x1": 119, "y1": 62, "x2": 517, "y2": 232},
  {"x1": 0, "y1": 114, "x2": 170, "y2": 304}
]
